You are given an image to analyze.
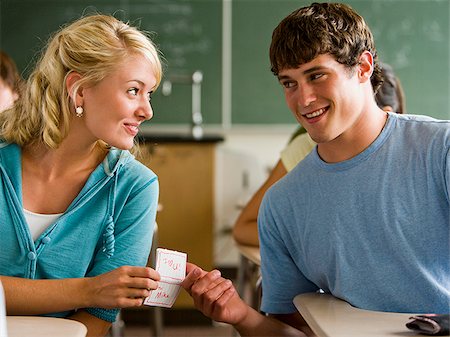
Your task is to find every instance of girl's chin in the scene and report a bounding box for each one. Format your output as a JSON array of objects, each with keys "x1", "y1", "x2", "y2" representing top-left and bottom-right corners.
[{"x1": 108, "y1": 139, "x2": 135, "y2": 150}]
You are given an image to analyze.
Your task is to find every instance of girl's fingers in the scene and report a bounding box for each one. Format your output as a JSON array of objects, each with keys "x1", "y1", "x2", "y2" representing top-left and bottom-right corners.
[{"x1": 126, "y1": 277, "x2": 159, "y2": 291}]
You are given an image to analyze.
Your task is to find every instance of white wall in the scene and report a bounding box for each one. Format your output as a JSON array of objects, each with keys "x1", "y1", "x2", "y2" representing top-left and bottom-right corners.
[{"x1": 213, "y1": 126, "x2": 296, "y2": 267}]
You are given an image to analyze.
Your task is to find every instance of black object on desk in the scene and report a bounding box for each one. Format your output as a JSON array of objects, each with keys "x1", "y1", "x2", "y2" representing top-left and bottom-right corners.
[{"x1": 406, "y1": 314, "x2": 450, "y2": 336}]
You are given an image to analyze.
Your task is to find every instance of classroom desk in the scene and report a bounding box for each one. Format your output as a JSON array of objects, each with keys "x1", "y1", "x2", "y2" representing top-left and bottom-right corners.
[
  {"x1": 6, "y1": 316, "x2": 87, "y2": 337},
  {"x1": 293, "y1": 293, "x2": 437, "y2": 337},
  {"x1": 236, "y1": 244, "x2": 260, "y2": 266},
  {"x1": 235, "y1": 244, "x2": 261, "y2": 310}
]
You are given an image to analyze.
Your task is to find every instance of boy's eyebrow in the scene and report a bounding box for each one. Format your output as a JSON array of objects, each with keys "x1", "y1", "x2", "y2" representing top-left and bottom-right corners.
[
  {"x1": 277, "y1": 65, "x2": 328, "y2": 81},
  {"x1": 277, "y1": 74, "x2": 291, "y2": 81},
  {"x1": 303, "y1": 65, "x2": 327, "y2": 75}
]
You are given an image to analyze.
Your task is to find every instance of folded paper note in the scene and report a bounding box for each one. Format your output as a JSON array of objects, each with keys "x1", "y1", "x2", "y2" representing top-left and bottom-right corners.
[{"x1": 143, "y1": 248, "x2": 187, "y2": 308}]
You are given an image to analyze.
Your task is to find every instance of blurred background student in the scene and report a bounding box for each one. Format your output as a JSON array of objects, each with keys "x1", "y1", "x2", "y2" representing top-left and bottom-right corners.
[
  {"x1": 232, "y1": 62, "x2": 406, "y2": 247},
  {"x1": 0, "y1": 50, "x2": 22, "y2": 112}
]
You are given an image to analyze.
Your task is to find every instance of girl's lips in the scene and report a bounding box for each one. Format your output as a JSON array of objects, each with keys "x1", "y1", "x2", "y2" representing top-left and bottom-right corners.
[{"x1": 123, "y1": 123, "x2": 139, "y2": 136}]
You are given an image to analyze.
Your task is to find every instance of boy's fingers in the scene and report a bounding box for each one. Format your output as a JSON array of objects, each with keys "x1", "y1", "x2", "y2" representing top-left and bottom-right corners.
[
  {"x1": 212, "y1": 287, "x2": 235, "y2": 313},
  {"x1": 181, "y1": 266, "x2": 203, "y2": 292},
  {"x1": 186, "y1": 262, "x2": 198, "y2": 274},
  {"x1": 190, "y1": 270, "x2": 222, "y2": 297},
  {"x1": 203, "y1": 279, "x2": 233, "y2": 305}
]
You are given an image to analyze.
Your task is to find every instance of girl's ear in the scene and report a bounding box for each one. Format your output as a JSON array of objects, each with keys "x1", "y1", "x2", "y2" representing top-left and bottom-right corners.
[
  {"x1": 358, "y1": 51, "x2": 373, "y2": 83},
  {"x1": 65, "y1": 72, "x2": 84, "y2": 105}
]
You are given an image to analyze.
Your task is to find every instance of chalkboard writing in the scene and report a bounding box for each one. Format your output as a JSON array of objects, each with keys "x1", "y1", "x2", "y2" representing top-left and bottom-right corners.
[
  {"x1": 1, "y1": 0, "x2": 448, "y2": 125},
  {"x1": 0, "y1": 0, "x2": 222, "y2": 125}
]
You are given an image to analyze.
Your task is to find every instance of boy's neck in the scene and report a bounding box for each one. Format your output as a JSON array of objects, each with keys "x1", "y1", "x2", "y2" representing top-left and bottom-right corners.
[{"x1": 317, "y1": 107, "x2": 388, "y2": 163}]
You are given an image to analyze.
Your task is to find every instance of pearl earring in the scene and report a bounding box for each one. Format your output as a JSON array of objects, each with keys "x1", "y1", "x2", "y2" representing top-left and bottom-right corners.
[{"x1": 75, "y1": 106, "x2": 84, "y2": 118}]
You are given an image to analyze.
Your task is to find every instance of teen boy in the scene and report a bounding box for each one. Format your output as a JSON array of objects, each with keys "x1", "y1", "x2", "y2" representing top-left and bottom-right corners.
[{"x1": 182, "y1": 3, "x2": 450, "y2": 336}]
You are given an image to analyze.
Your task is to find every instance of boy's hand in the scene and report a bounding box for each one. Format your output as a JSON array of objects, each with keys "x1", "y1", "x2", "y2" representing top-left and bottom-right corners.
[{"x1": 181, "y1": 262, "x2": 248, "y2": 325}]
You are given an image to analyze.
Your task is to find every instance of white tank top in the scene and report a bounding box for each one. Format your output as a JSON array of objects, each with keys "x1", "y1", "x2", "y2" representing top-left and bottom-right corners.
[{"x1": 23, "y1": 209, "x2": 62, "y2": 241}]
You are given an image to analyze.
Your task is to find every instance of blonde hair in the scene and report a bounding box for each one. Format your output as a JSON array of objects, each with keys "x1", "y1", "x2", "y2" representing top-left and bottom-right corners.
[{"x1": 0, "y1": 14, "x2": 162, "y2": 149}]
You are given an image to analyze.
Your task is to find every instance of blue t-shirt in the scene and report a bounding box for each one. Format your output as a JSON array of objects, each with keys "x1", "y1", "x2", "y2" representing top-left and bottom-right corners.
[{"x1": 259, "y1": 113, "x2": 450, "y2": 315}]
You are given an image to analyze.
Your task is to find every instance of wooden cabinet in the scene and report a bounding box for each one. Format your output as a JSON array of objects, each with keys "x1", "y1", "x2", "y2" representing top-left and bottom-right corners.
[{"x1": 137, "y1": 141, "x2": 216, "y2": 308}]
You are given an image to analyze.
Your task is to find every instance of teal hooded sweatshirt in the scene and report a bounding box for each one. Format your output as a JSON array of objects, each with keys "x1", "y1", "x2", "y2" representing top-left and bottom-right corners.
[{"x1": 0, "y1": 142, "x2": 158, "y2": 322}]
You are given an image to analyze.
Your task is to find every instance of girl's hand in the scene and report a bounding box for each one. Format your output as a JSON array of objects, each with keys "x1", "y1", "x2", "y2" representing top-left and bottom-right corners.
[{"x1": 86, "y1": 266, "x2": 160, "y2": 308}]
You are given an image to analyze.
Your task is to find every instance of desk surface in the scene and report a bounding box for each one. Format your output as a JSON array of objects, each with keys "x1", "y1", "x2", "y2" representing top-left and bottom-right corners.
[
  {"x1": 294, "y1": 293, "x2": 434, "y2": 337},
  {"x1": 236, "y1": 244, "x2": 260, "y2": 266},
  {"x1": 7, "y1": 316, "x2": 87, "y2": 337}
]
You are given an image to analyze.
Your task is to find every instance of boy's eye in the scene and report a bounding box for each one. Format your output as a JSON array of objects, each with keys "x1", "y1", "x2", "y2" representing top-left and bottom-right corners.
[
  {"x1": 128, "y1": 88, "x2": 138, "y2": 95},
  {"x1": 281, "y1": 81, "x2": 296, "y2": 89},
  {"x1": 310, "y1": 73, "x2": 324, "y2": 81}
]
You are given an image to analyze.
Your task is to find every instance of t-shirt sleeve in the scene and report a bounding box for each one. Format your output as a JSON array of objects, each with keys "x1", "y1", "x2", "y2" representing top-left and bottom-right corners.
[{"x1": 258, "y1": 190, "x2": 318, "y2": 314}]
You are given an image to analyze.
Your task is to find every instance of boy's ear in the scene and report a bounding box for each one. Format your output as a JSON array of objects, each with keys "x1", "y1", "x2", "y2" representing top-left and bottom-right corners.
[
  {"x1": 65, "y1": 71, "x2": 84, "y2": 104},
  {"x1": 358, "y1": 51, "x2": 373, "y2": 83}
]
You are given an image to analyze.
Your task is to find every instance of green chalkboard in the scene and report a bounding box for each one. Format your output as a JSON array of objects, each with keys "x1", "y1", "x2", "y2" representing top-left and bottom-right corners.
[
  {"x1": 231, "y1": 0, "x2": 450, "y2": 123},
  {"x1": 231, "y1": 0, "x2": 302, "y2": 124},
  {"x1": 0, "y1": 0, "x2": 222, "y2": 125},
  {"x1": 353, "y1": 0, "x2": 449, "y2": 120},
  {"x1": 1, "y1": 1, "x2": 449, "y2": 125}
]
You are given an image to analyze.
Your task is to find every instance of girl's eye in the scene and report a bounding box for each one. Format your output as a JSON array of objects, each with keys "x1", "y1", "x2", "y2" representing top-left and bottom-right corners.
[
  {"x1": 128, "y1": 88, "x2": 138, "y2": 95},
  {"x1": 147, "y1": 92, "x2": 153, "y2": 102}
]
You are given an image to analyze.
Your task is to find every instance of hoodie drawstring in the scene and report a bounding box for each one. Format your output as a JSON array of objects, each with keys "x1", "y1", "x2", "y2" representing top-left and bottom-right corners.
[{"x1": 102, "y1": 168, "x2": 118, "y2": 258}]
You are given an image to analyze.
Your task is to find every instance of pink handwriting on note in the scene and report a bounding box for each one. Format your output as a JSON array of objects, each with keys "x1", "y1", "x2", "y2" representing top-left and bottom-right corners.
[
  {"x1": 143, "y1": 248, "x2": 187, "y2": 308},
  {"x1": 161, "y1": 258, "x2": 181, "y2": 272},
  {"x1": 156, "y1": 248, "x2": 186, "y2": 284},
  {"x1": 144, "y1": 282, "x2": 180, "y2": 307}
]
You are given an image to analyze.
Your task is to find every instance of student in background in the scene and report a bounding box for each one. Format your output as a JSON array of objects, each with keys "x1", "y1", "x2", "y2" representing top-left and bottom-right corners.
[
  {"x1": 375, "y1": 62, "x2": 405, "y2": 114},
  {"x1": 0, "y1": 51, "x2": 22, "y2": 111},
  {"x1": 232, "y1": 62, "x2": 406, "y2": 247},
  {"x1": 182, "y1": 3, "x2": 449, "y2": 336},
  {"x1": 0, "y1": 14, "x2": 162, "y2": 337}
]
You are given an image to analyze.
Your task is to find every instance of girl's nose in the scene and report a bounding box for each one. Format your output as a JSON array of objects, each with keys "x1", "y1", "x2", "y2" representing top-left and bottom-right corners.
[{"x1": 138, "y1": 97, "x2": 153, "y2": 121}]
